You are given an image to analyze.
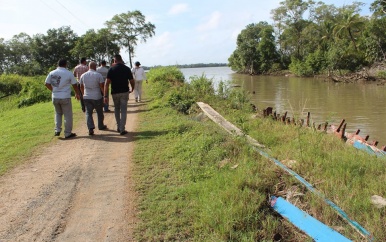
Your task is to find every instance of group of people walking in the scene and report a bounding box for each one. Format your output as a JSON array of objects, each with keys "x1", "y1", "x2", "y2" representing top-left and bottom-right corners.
[{"x1": 44, "y1": 54, "x2": 147, "y2": 138}]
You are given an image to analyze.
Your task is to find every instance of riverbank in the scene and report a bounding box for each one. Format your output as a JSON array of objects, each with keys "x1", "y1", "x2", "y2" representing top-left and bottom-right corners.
[
  {"x1": 133, "y1": 67, "x2": 386, "y2": 241},
  {"x1": 235, "y1": 61, "x2": 386, "y2": 85},
  {"x1": 1, "y1": 67, "x2": 385, "y2": 240}
]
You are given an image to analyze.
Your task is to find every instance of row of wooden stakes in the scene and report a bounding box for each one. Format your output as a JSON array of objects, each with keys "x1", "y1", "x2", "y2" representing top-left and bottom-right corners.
[{"x1": 262, "y1": 106, "x2": 386, "y2": 152}]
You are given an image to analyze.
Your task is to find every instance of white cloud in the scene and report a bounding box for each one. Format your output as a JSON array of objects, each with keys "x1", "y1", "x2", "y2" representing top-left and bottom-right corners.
[
  {"x1": 133, "y1": 31, "x2": 174, "y2": 65},
  {"x1": 196, "y1": 11, "x2": 222, "y2": 32},
  {"x1": 168, "y1": 4, "x2": 189, "y2": 15}
]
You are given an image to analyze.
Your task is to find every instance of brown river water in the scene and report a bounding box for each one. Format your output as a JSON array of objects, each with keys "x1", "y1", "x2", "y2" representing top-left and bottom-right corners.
[{"x1": 181, "y1": 67, "x2": 386, "y2": 147}]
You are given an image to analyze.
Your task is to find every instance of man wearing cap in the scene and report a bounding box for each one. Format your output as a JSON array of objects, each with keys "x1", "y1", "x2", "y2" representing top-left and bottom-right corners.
[
  {"x1": 104, "y1": 54, "x2": 135, "y2": 135},
  {"x1": 132, "y1": 61, "x2": 147, "y2": 102}
]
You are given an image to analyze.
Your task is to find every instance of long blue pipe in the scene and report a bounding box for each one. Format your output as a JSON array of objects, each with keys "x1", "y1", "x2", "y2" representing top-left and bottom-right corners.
[{"x1": 255, "y1": 148, "x2": 374, "y2": 241}]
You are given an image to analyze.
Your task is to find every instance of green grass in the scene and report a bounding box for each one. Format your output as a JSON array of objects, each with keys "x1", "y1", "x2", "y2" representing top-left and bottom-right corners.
[
  {"x1": 1, "y1": 68, "x2": 385, "y2": 241},
  {"x1": 0, "y1": 100, "x2": 83, "y2": 175},
  {"x1": 133, "y1": 67, "x2": 386, "y2": 241}
]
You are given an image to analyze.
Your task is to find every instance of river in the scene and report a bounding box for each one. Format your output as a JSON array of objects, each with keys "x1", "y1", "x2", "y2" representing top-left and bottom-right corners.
[{"x1": 180, "y1": 66, "x2": 386, "y2": 147}]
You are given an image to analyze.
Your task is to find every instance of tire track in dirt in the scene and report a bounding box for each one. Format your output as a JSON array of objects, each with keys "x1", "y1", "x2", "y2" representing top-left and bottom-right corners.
[{"x1": 0, "y1": 98, "x2": 140, "y2": 242}]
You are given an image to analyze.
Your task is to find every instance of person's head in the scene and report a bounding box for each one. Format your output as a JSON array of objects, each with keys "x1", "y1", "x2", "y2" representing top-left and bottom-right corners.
[
  {"x1": 58, "y1": 59, "x2": 67, "y2": 67},
  {"x1": 135, "y1": 61, "x2": 141, "y2": 67},
  {"x1": 113, "y1": 54, "x2": 123, "y2": 64},
  {"x1": 80, "y1": 57, "x2": 87, "y2": 65},
  {"x1": 89, "y1": 61, "x2": 97, "y2": 70},
  {"x1": 101, "y1": 60, "x2": 107, "y2": 66}
]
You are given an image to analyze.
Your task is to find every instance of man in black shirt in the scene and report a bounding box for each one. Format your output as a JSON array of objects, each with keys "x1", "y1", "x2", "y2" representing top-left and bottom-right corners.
[{"x1": 104, "y1": 54, "x2": 135, "y2": 135}]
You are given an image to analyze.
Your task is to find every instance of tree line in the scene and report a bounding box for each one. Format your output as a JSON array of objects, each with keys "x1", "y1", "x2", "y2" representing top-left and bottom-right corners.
[
  {"x1": 229, "y1": 0, "x2": 386, "y2": 76},
  {"x1": 0, "y1": 10, "x2": 155, "y2": 76}
]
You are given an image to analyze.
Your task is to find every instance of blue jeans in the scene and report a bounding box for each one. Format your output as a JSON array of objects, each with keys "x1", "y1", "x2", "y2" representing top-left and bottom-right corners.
[
  {"x1": 112, "y1": 92, "x2": 129, "y2": 132},
  {"x1": 52, "y1": 98, "x2": 73, "y2": 136},
  {"x1": 84, "y1": 98, "x2": 104, "y2": 130}
]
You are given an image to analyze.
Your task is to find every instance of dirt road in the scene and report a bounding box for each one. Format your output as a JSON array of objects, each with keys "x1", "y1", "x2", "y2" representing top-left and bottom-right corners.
[{"x1": 0, "y1": 99, "x2": 140, "y2": 241}]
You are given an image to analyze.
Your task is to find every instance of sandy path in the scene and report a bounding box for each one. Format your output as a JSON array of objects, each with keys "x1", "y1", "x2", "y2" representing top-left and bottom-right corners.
[{"x1": 0, "y1": 98, "x2": 140, "y2": 242}]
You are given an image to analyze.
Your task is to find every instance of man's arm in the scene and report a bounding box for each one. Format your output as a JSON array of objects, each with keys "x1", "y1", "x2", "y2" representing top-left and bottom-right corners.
[
  {"x1": 45, "y1": 83, "x2": 53, "y2": 91},
  {"x1": 129, "y1": 78, "x2": 135, "y2": 92},
  {"x1": 80, "y1": 84, "x2": 85, "y2": 96},
  {"x1": 99, "y1": 82, "x2": 104, "y2": 93},
  {"x1": 72, "y1": 84, "x2": 81, "y2": 100},
  {"x1": 104, "y1": 79, "x2": 111, "y2": 103}
]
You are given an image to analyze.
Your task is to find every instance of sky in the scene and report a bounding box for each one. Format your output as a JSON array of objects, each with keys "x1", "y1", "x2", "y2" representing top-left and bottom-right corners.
[{"x1": 0, "y1": 0, "x2": 374, "y2": 66}]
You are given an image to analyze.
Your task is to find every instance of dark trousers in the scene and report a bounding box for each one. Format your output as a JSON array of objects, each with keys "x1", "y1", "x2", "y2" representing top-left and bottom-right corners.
[
  {"x1": 77, "y1": 83, "x2": 85, "y2": 112},
  {"x1": 84, "y1": 98, "x2": 104, "y2": 130}
]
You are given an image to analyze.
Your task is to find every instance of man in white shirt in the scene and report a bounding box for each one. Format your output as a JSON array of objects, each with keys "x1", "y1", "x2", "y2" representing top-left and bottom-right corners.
[
  {"x1": 80, "y1": 61, "x2": 107, "y2": 135},
  {"x1": 45, "y1": 59, "x2": 80, "y2": 138},
  {"x1": 97, "y1": 60, "x2": 110, "y2": 112}
]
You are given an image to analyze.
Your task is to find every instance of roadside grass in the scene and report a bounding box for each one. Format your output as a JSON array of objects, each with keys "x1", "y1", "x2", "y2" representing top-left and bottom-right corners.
[
  {"x1": 133, "y1": 104, "x2": 306, "y2": 241},
  {"x1": 133, "y1": 67, "x2": 386, "y2": 241},
  {"x1": 0, "y1": 99, "x2": 83, "y2": 175}
]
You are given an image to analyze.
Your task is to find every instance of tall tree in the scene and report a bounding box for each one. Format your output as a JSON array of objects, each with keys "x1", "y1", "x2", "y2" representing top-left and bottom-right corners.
[
  {"x1": 271, "y1": 0, "x2": 313, "y2": 60},
  {"x1": 32, "y1": 26, "x2": 78, "y2": 72},
  {"x1": 5, "y1": 33, "x2": 37, "y2": 75},
  {"x1": 333, "y1": 10, "x2": 365, "y2": 51},
  {"x1": 105, "y1": 10, "x2": 155, "y2": 67},
  {"x1": 71, "y1": 28, "x2": 119, "y2": 63},
  {"x1": 229, "y1": 22, "x2": 278, "y2": 74},
  {"x1": 371, "y1": 0, "x2": 386, "y2": 15},
  {"x1": 0, "y1": 38, "x2": 7, "y2": 74}
]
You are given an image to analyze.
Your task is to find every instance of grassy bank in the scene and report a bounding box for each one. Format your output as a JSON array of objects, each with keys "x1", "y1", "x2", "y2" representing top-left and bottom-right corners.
[
  {"x1": 1, "y1": 69, "x2": 385, "y2": 241},
  {"x1": 133, "y1": 67, "x2": 386, "y2": 241}
]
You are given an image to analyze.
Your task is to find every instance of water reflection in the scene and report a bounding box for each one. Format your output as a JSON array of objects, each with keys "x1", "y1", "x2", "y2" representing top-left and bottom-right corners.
[
  {"x1": 180, "y1": 67, "x2": 386, "y2": 146},
  {"x1": 235, "y1": 74, "x2": 386, "y2": 146}
]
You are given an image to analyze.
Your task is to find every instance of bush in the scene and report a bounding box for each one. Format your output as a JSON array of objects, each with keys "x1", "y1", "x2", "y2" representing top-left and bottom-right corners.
[
  {"x1": 189, "y1": 74, "x2": 215, "y2": 98},
  {"x1": 17, "y1": 76, "x2": 51, "y2": 108},
  {"x1": 167, "y1": 88, "x2": 195, "y2": 114},
  {"x1": 377, "y1": 71, "x2": 386, "y2": 79},
  {"x1": 0, "y1": 75, "x2": 23, "y2": 96},
  {"x1": 147, "y1": 66, "x2": 185, "y2": 84},
  {"x1": 147, "y1": 66, "x2": 185, "y2": 99},
  {"x1": 0, "y1": 75, "x2": 51, "y2": 108}
]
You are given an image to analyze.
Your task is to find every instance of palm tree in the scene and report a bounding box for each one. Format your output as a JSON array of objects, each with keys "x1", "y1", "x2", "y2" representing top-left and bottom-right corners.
[{"x1": 333, "y1": 10, "x2": 365, "y2": 51}]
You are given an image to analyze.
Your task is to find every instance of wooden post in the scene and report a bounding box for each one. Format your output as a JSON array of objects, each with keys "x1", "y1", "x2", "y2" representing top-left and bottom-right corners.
[
  {"x1": 336, "y1": 119, "x2": 345, "y2": 133},
  {"x1": 324, "y1": 122, "x2": 328, "y2": 132},
  {"x1": 306, "y1": 112, "x2": 311, "y2": 127},
  {"x1": 286, "y1": 117, "x2": 291, "y2": 125},
  {"x1": 282, "y1": 112, "x2": 287, "y2": 122},
  {"x1": 371, "y1": 141, "x2": 378, "y2": 147},
  {"x1": 341, "y1": 123, "x2": 346, "y2": 139},
  {"x1": 355, "y1": 129, "x2": 360, "y2": 135},
  {"x1": 365, "y1": 135, "x2": 369, "y2": 141},
  {"x1": 267, "y1": 107, "x2": 273, "y2": 116}
]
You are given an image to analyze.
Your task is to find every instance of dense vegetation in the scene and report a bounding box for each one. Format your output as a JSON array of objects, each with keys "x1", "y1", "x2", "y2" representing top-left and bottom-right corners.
[
  {"x1": 0, "y1": 75, "x2": 51, "y2": 109},
  {"x1": 0, "y1": 10, "x2": 154, "y2": 75},
  {"x1": 229, "y1": 0, "x2": 386, "y2": 76},
  {"x1": 1, "y1": 67, "x2": 385, "y2": 240},
  {"x1": 133, "y1": 66, "x2": 386, "y2": 241}
]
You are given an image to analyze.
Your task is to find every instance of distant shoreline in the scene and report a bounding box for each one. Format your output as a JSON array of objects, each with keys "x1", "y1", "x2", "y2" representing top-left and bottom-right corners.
[{"x1": 144, "y1": 63, "x2": 228, "y2": 70}]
